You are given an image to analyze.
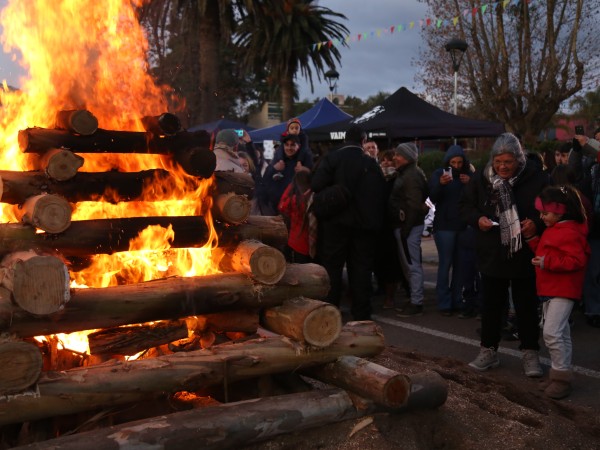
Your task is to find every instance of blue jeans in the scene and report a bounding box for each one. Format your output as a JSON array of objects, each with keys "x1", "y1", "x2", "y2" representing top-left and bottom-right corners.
[
  {"x1": 433, "y1": 230, "x2": 462, "y2": 311},
  {"x1": 394, "y1": 225, "x2": 424, "y2": 305}
]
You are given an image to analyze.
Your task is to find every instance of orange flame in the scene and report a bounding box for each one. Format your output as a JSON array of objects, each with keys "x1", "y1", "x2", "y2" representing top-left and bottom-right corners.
[{"x1": 0, "y1": 1, "x2": 222, "y2": 354}]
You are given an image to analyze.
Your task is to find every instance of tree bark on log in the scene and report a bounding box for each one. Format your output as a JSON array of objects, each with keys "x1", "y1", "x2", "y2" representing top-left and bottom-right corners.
[
  {"x1": 18, "y1": 128, "x2": 209, "y2": 155},
  {"x1": 19, "y1": 194, "x2": 72, "y2": 233},
  {"x1": 11, "y1": 388, "x2": 377, "y2": 450},
  {"x1": 0, "y1": 215, "x2": 288, "y2": 257},
  {"x1": 0, "y1": 169, "x2": 250, "y2": 205},
  {"x1": 0, "y1": 251, "x2": 70, "y2": 316},
  {"x1": 55, "y1": 110, "x2": 98, "y2": 136},
  {"x1": 211, "y1": 192, "x2": 251, "y2": 225},
  {"x1": 0, "y1": 321, "x2": 382, "y2": 425},
  {"x1": 0, "y1": 339, "x2": 42, "y2": 395},
  {"x1": 185, "y1": 309, "x2": 259, "y2": 334},
  {"x1": 87, "y1": 319, "x2": 188, "y2": 356},
  {"x1": 0, "y1": 263, "x2": 329, "y2": 337},
  {"x1": 261, "y1": 297, "x2": 342, "y2": 347},
  {"x1": 225, "y1": 240, "x2": 286, "y2": 285},
  {"x1": 302, "y1": 355, "x2": 411, "y2": 408}
]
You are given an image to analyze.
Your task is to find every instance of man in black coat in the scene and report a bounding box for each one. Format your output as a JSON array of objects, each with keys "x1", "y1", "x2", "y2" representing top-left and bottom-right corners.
[{"x1": 311, "y1": 125, "x2": 386, "y2": 320}]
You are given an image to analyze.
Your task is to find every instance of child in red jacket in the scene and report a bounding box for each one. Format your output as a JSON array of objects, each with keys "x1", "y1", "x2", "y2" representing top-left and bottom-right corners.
[
  {"x1": 526, "y1": 185, "x2": 591, "y2": 399},
  {"x1": 278, "y1": 171, "x2": 313, "y2": 263}
]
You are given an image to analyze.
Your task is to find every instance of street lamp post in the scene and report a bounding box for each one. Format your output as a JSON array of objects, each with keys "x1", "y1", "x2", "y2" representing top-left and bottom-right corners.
[
  {"x1": 324, "y1": 69, "x2": 340, "y2": 102},
  {"x1": 445, "y1": 37, "x2": 468, "y2": 143}
]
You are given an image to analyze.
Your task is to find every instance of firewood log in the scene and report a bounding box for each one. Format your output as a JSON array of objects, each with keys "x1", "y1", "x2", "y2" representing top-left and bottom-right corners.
[
  {"x1": 38, "y1": 148, "x2": 85, "y2": 181},
  {"x1": 0, "y1": 263, "x2": 329, "y2": 337},
  {"x1": 10, "y1": 388, "x2": 381, "y2": 450},
  {"x1": 87, "y1": 320, "x2": 189, "y2": 356},
  {"x1": 222, "y1": 240, "x2": 286, "y2": 284},
  {"x1": 171, "y1": 145, "x2": 216, "y2": 179},
  {"x1": 0, "y1": 321, "x2": 382, "y2": 426},
  {"x1": 0, "y1": 338, "x2": 42, "y2": 395},
  {"x1": 141, "y1": 113, "x2": 182, "y2": 136},
  {"x1": 55, "y1": 109, "x2": 99, "y2": 136},
  {"x1": 0, "y1": 215, "x2": 288, "y2": 257},
  {"x1": 185, "y1": 309, "x2": 259, "y2": 334},
  {"x1": 302, "y1": 355, "x2": 411, "y2": 408},
  {"x1": 211, "y1": 192, "x2": 251, "y2": 225},
  {"x1": 261, "y1": 297, "x2": 342, "y2": 347},
  {"x1": 0, "y1": 169, "x2": 250, "y2": 205},
  {"x1": 19, "y1": 194, "x2": 72, "y2": 233},
  {"x1": 0, "y1": 250, "x2": 70, "y2": 316}
]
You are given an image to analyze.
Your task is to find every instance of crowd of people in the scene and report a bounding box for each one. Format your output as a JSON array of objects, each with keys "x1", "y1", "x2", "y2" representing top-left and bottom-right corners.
[{"x1": 210, "y1": 122, "x2": 600, "y2": 401}]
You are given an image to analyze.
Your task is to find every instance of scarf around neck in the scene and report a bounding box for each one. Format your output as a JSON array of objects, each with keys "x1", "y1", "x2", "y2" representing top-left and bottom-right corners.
[{"x1": 484, "y1": 164, "x2": 525, "y2": 258}]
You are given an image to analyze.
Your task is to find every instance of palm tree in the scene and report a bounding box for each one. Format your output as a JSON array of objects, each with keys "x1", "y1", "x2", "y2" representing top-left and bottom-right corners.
[{"x1": 235, "y1": 0, "x2": 349, "y2": 120}]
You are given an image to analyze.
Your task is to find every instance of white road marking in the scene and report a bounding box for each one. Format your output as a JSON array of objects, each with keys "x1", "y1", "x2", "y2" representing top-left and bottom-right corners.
[{"x1": 373, "y1": 314, "x2": 600, "y2": 379}]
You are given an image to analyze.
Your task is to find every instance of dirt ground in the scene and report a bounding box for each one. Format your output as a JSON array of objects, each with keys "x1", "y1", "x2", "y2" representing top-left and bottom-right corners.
[{"x1": 246, "y1": 346, "x2": 600, "y2": 450}]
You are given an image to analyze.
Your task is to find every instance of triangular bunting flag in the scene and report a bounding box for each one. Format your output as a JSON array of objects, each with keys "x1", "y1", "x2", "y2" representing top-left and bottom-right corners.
[
  {"x1": 436, "y1": 19, "x2": 442, "y2": 28},
  {"x1": 453, "y1": 16, "x2": 459, "y2": 26}
]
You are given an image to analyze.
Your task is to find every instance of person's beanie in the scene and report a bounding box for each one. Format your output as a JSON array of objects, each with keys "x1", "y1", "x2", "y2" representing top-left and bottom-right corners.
[
  {"x1": 215, "y1": 129, "x2": 239, "y2": 147},
  {"x1": 395, "y1": 142, "x2": 418, "y2": 163},
  {"x1": 287, "y1": 117, "x2": 301, "y2": 129}
]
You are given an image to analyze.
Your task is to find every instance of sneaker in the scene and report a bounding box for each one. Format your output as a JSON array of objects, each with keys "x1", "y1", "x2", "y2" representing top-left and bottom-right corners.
[
  {"x1": 396, "y1": 303, "x2": 423, "y2": 317},
  {"x1": 395, "y1": 300, "x2": 411, "y2": 313},
  {"x1": 468, "y1": 347, "x2": 500, "y2": 371},
  {"x1": 522, "y1": 350, "x2": 543, "y2": 377}
]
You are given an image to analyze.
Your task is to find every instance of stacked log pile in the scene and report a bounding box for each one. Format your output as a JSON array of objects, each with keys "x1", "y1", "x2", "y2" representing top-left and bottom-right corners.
[{"x1": 0, "y1": 111, "x2": 447, "y2": 448}]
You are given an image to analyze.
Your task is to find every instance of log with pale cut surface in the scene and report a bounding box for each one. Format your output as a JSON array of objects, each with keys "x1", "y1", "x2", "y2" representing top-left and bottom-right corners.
[
  {"x1": 0, "y1": 251, "x2": 70, "y2": 316},
  {"x1": 0, "y1": 263, "x2": 329, "y2": 337},
  {"x1": 226, "y1": 239, "x2": 286, "y2": 284},
  {"x1": 212, "y1": 192, "x2": 251, "y2": 225},
  {"x1": 0, "y1": 321, "x2": 382, "y2": 426},
  {"x1": 261, "y1": 297, "x2": 342, "y2": 347},
  {"x1": 19, "y1": 194, "x2": 72, "y2": 233},
  {"x1": 0, "y1": 214, "x2": 288, "y2": 257},
  {"x1": 55, "y1": 109, "x2": 98, "y2": 136},
  {"x1": 38, "y1": 148, "x2": 85, "y2": 181},
  {"x1": 0, "y1": 339, "x2": 42, "y2": 395}
]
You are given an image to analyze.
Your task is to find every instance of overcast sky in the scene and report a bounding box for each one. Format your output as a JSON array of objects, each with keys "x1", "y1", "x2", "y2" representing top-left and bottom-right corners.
[{"x1": 0, "y1": 0, "x2": 429, "y2": 100}]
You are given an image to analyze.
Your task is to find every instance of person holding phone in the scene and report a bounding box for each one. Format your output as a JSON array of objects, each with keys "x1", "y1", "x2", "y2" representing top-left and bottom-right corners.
[{"x1": 428, "y1": 144, "x2": 478, "y2": 317}]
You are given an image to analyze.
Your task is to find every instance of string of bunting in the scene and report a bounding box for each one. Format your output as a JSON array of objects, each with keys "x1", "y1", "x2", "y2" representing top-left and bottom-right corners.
[{"x1": 312, "y1": 0, "x2": 535, "y2": 51}]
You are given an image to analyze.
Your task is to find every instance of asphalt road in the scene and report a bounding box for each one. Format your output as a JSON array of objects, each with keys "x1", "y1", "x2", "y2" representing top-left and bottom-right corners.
[{"x1": 342, "y1": 236, "x2": 600, "y2": 412}]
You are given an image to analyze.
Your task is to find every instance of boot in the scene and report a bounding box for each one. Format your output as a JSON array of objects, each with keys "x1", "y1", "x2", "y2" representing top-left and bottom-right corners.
[{"x1": 544, "y1": 368, "x2": 573, "y2": 399}]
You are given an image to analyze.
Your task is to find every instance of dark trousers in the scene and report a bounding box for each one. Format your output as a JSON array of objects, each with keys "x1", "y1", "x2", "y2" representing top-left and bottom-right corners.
[
  {"x1": 320, "y1": 222, "x2": 376, "y2": 321},
  {"x1": 480, "y1": 274, "x2": 540, "y2": 351}
]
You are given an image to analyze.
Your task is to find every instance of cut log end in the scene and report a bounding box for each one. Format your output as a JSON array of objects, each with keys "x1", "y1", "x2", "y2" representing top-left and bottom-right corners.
[
  {"x1": 44, "y1": 148, "x2": 85, "y2": 181},
  {"x1": 214, "y1": 193, "x2": 251, "y2": 225},
  {"x1": 0, "y1": 340, "x2": 42, "y2": 394},
  {"x1": 248, "y1": 245, "x2": 287, "y2": 285},
  {"x1": 55, "y1": 109, "x2": 98, "y2": 136},
  {"x1": 21, "y1": 194, "x2": 72, "y2": 233},
  {"x1": 303, "y1": 304, "x2": 343, "y2": 347}
]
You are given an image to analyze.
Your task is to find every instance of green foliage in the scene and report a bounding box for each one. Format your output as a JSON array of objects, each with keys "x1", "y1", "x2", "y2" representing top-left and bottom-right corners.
[{"x1": 417, "y1": 150, "x2": 445, "y2": 180}]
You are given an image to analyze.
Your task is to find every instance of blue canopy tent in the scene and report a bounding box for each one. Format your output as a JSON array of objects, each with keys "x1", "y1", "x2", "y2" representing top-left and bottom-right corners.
[
  {"x1": 188, "y1": 119, "x2": 255, "y2": 133},
  {"x1": 249, "y1": 97, "x2": 352, "y2": 143}
]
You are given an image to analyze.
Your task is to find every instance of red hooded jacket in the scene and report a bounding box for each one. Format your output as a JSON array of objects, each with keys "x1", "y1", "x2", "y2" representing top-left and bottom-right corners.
[
  {"x1": 527, "y1": 220, "x2": 591, "y2": 301},
  {"x1": 278, "y1": 183, "x2": 310, "y2": 256}
]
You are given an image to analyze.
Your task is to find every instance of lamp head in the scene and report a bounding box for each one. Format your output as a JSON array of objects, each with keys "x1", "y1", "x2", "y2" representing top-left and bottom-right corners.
[{"x1": 445, "y1": 37, "x2": 468, "y2": 72}]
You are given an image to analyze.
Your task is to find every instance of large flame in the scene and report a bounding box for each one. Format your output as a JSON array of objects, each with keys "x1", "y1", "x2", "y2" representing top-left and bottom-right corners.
[{"x1": 0, "y1": 0, "x2": 221, "y2": 291}]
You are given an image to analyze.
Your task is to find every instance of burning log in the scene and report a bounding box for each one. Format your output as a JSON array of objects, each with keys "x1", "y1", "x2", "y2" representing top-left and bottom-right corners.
[
  {"x1": 185, "y1": 309, "x2": 259, "y2": 334},
  {"x1": 18, "y1": 128, "x2": 217, "y2": 178},
  {"x1": 19, "y1": 194, "x2": 72, "y2": 233},
  {"x1": 220, "y1": 239, "x2": 286, "y2": 285},
  {"x1": 0, "y1": 251, "x2": 70, "y2": 316},
  {"x1": 55, "y1": 109, "x2": 99, "y2": 136},
  {"x1": 261, "y1": 297, "x2": 342, "y2": 347},
  {"x1": 211, "y1": 192, "x2": 250, "y2": 225},
  {"x1": 0, "y1": 215, "x2": 288, "y2": 257},
  {"x1": 214, "y1": 171, "x2": 255, "y2": 198},
  {"x1": 0, "y1": 263, "x2": 328, "y2": 337},
  {"x1": 38, "y1": 148, "x2": 85, "y2": 181},
  {"x1": 302, "y1": 355, "x2": 410, "y2": 408},
  {"x1": 141, "y1": 113, "x2": 182, "y2": 136},
  {"x1": 0, "y1": 338, "x2": 42, "y2": 395},
  {"x1": 19, "y1": 127, "x2": 208, "y2": 155},
  {"x1": 0, "y1": 321, "x2": 382, "y2": 426},
  {"x1": 87, "y1": 320, "x2": 188, "y2": 356},
  {"x1": 9, "y1": 388, "x2": 379, "y2": 450}
]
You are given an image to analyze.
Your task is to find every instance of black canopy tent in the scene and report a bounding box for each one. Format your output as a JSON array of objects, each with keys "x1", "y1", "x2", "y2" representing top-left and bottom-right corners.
[{"x1": 306, "y1": 87, "x2": 505, "y2": 142}]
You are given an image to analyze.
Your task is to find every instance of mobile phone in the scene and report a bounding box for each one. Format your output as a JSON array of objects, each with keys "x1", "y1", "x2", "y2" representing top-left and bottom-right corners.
[
  {"x1": 575, "y1": 125, "x2": 584, "y2": 135},
  {"x1": 443, "y1": 167, "x2": 452, "y2": 176},
  {"x1": 235, "y1": 129, "x2": 244, "y2": 137}
]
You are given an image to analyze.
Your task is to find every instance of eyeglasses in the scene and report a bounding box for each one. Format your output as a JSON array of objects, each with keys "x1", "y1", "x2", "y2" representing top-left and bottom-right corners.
[{"x1": 492, "y1": 159, "x2": 516, "y2": 167}]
